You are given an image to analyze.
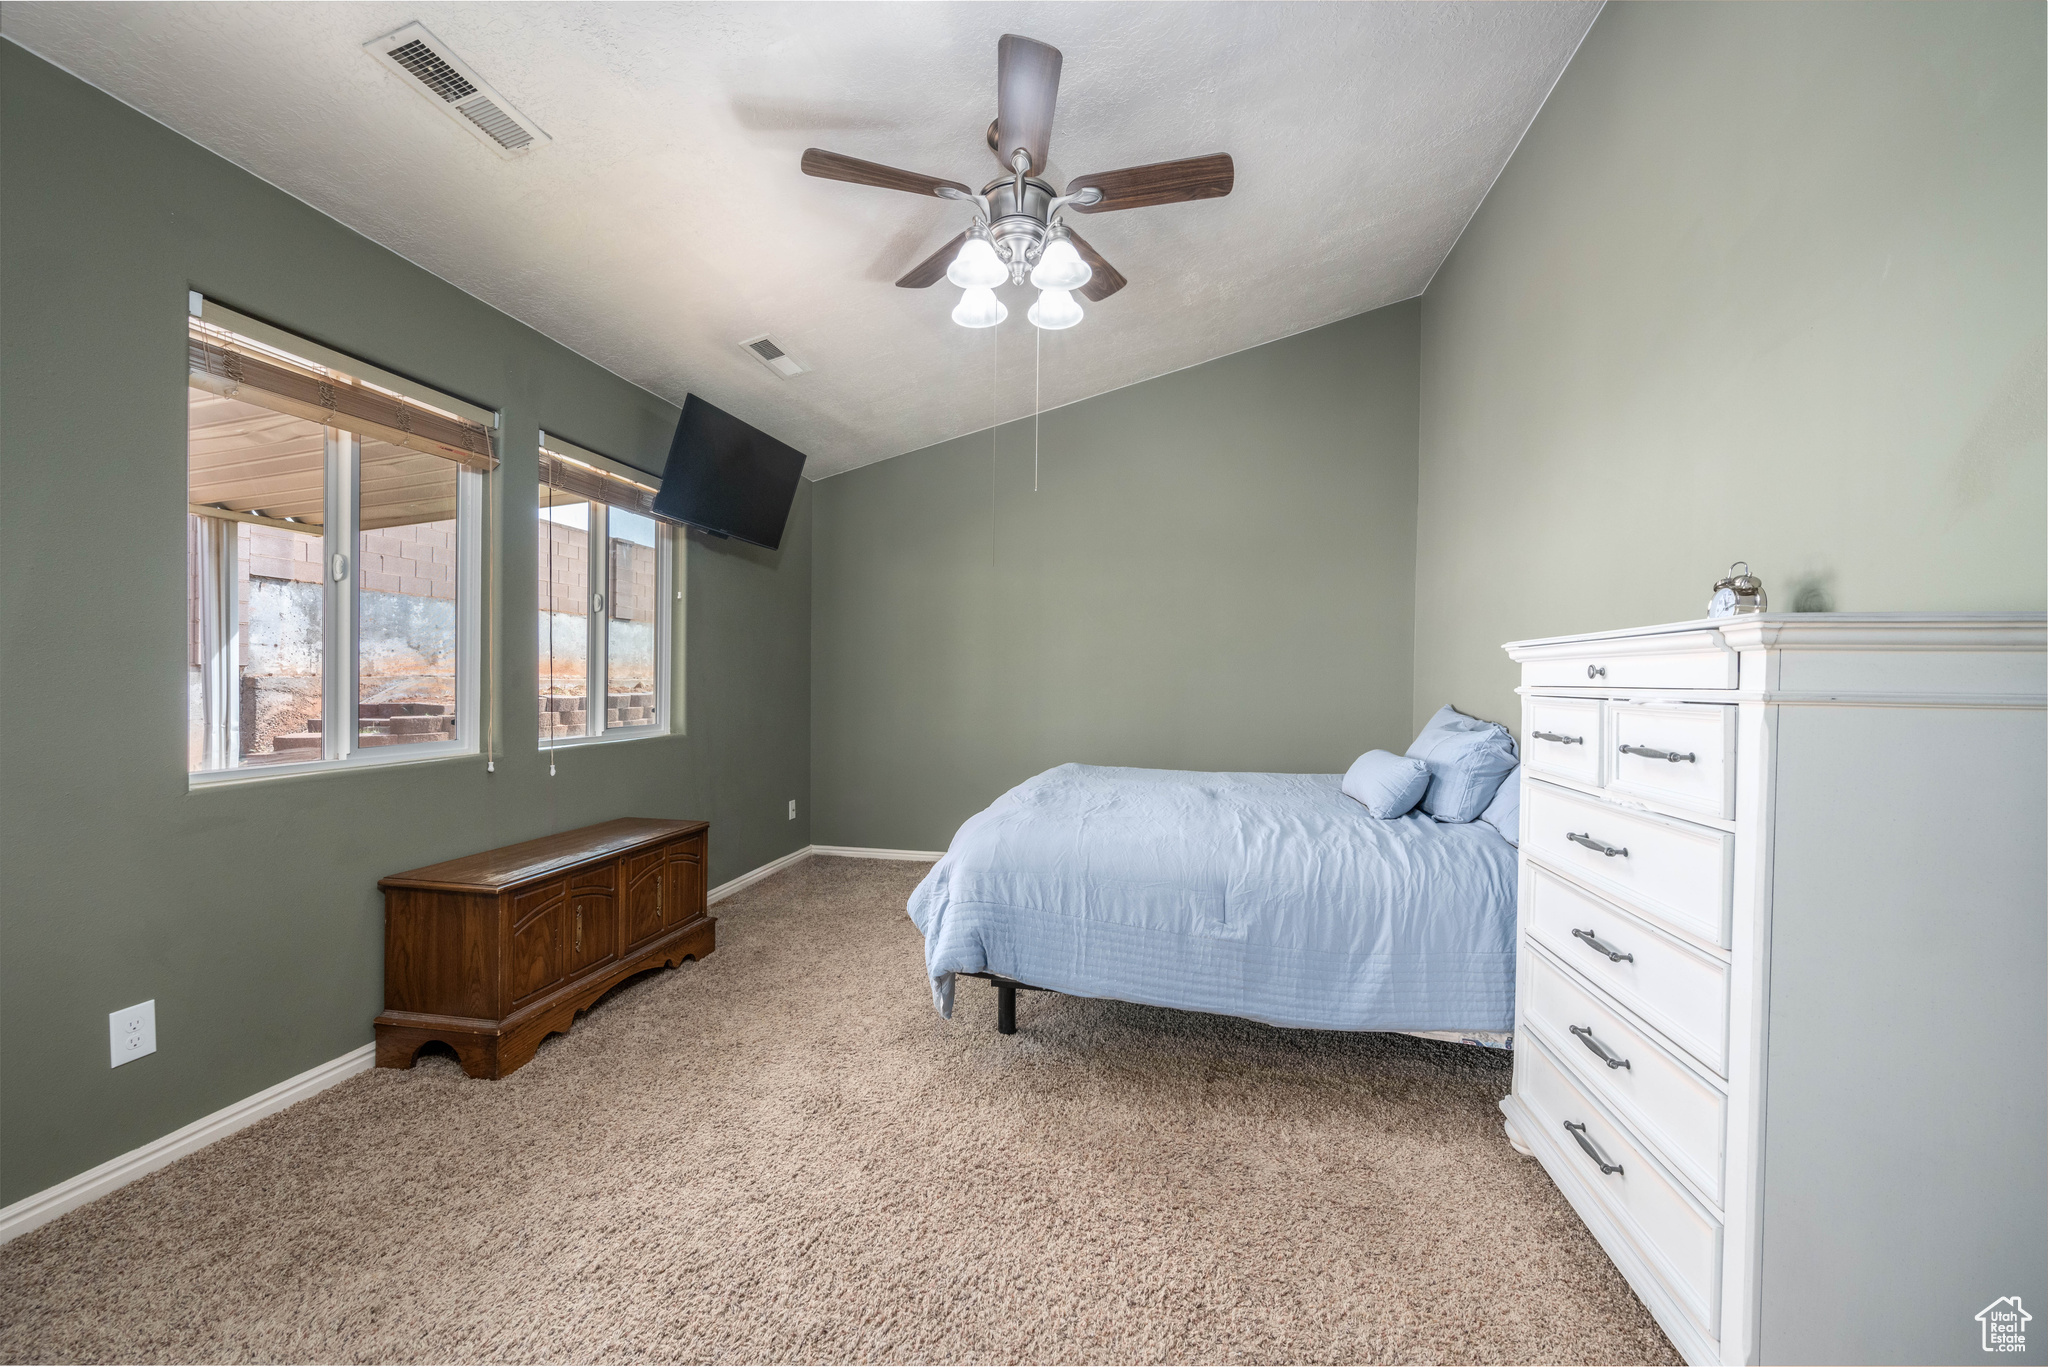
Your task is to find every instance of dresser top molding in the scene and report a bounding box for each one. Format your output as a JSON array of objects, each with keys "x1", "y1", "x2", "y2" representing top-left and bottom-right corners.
[
  {"x1": 1505, "y1": 612, "x2": 2046, "y2": 657},
  {"x1": 380, "y1": 818, "x2": 708, "y2": 894},
  {"x1": 1505, "y1": 613, "x2": 2045, "y2": 708}
]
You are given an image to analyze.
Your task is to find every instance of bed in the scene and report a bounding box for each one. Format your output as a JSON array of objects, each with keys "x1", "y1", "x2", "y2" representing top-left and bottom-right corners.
[{"x1": 906, "y1": 762, "x2": 1518, "y2": 1046}]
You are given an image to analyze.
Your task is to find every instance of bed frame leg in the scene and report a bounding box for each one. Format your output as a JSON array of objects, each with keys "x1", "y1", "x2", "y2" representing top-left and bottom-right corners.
[{"x1": 996, "y1": 981, "x2": 1017, "y2": 1035}]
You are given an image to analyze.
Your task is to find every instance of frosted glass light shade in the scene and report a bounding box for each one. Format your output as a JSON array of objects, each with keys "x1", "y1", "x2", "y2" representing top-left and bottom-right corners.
[
  {"x1": 952, "y1": 286, "x2": 1008, "y2": 328},
  {"x1": 1030, "y1": 237, "x2": 1092, "y2": 291},
  {"x1": 947, "y1": 236, "x2": 1008, "y2": 289},
  {"x1": 1027, "y1": 287, "x2": 1083, "y2": 330}
]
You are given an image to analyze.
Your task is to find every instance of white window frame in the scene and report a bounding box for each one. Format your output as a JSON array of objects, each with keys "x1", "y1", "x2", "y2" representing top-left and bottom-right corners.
[
  {"x1": 537, "y1": 434, "x2": 676, "y2": 750},
  {"x1": 188, "y1": 300, "x2": 493, "y2": 788}
]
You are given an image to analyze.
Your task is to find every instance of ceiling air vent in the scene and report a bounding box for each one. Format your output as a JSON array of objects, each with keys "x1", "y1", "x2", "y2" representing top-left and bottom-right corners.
[
  {"x1": 740, "y1": 335, "x2": 808, "y2": 379},
  {"x1": 364, "y1": 23, "x2": 550, "y2": 158}
]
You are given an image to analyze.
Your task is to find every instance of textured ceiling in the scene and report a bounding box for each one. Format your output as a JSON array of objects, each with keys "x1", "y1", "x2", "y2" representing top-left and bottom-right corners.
[{"x1": 3, "y1": 2, "x2": 1598, "y2": 478}]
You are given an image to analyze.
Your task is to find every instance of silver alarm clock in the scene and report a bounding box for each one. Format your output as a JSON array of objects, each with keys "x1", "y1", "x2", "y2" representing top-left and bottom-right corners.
[{"x1": 1707, "y1": 562, "x2": 1767, "y2": 617}]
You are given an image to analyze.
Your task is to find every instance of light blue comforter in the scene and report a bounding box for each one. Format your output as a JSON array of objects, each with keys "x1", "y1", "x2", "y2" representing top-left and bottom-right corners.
[{"x1": 907, "y1": 764, "x2": 1518, "y2": 1032}]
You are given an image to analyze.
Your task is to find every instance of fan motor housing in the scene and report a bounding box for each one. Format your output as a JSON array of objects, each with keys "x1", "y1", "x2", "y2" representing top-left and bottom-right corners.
[{"x1": 984, "y1": 175, "x2": 1056, "y2": 275}]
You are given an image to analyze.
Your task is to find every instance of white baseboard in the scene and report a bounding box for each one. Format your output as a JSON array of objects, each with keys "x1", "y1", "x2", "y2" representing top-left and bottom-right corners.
[
  {"x1": 706, "y1": 843, "x2": 813, "y2": 904},
  {"x1": 716, "y1": 844, "x2": 947, "y2": 880},
  {"x1": 1, "y1": 842, "x2": 939, "y2": 1245},
  {"x1": 809, "y1": 844, "x2": 946, "y2": 861},
  {"x1": 0, "y1": 1041, "x2": 375, "y2": 1246}
]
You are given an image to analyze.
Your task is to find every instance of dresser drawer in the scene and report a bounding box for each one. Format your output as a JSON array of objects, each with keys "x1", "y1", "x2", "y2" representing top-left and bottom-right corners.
[
  {"x1": 1524, "y1": 782, "x2": 1731, "y2": 947},
  {"x1": 1526, "y1": 944, "x2": 1727, "y2": 1205},
  {"x1": 1520, "y1": 1037, "x2": 1723, "y2": 1336},
  {"x1": 1609, "y1": 702, "x2": 1735, "y2": 820},
  {"x1": 1516, "y1": 630, "x2": 1738, "y2": 690},
  {"x1": 1527, "y1": 864, "x2": 1730, "y2": 1074},
  {"x1": 1525, "y1": 696, "x2": 1602, "y2": 786}
]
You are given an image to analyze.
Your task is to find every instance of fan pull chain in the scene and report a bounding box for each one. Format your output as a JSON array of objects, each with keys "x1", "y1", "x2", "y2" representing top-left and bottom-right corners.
[
  {"x1": 1034, "y1": 325, "x2": 1040, "y2": 493},
  {"x1": 991, "y1": 312, "x2": 999, "y2": 561}
]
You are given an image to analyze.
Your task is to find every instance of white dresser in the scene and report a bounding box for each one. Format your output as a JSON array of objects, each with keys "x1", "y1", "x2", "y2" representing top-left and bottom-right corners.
[{"x1": 1499, "y1": 614, "x2": 2046, "y2": 1367}]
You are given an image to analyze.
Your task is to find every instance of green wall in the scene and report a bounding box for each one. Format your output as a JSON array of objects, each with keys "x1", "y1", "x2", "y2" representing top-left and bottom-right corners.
[
  {"x1": 811, "y1": 302, "x2": 1420, "y2": 852},
  {"x1": 1412, "y1": 0, "x2": 2047, "y2": 736},
  {"x1": 0, "y1": 43, "x2": 812, "y2": 1205}
]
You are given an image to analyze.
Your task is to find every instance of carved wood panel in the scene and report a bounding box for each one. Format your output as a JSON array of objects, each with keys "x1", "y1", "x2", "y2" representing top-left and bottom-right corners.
[
  {"x1": 664, "y1": 840, "x2": 706, "y2": 927},
  {"x1": 570, "y1": 863, "x2": 616, "y2": 895},
  {"x1": 564, "y1": 887, "x2": 618, "y2": 979},
  {"x1": 622, "y1": 848, "x2": 665, "y2": 952},
  {"x1": 512, "y1": 878, "x2": 568, "y2": 927},
  {"x1": 509, "y1": 878, "x2": 568, "y2": 1009}
]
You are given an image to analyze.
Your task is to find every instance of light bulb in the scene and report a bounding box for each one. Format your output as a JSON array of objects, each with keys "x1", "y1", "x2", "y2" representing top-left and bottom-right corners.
[
  {"x1": 1030, "y1": 236, "x2": 1092, "y2": 291},
  {"x1": 947, "y1": 235, "x2": 1008, "y2": 289},
  {"x1": 1027, "y1": 287, "x2": 1083, "y2": 331},
  {"x1": 952, "y1": 286, "x2": 1008, "y2": 329}
]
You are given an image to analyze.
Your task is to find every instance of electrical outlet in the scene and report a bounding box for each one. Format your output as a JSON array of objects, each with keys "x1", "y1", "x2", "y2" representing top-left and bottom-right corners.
[
  {"x1": 788, "y1": 799, "x2": 797, "y2": 821},
  {"x1": 110, "y1": 1000, "x2": 156, "y2": 1068}
]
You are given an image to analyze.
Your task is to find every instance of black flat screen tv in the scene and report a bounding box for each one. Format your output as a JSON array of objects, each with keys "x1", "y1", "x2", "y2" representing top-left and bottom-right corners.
[{"x1": 651, "y1": 395, "x2": 807, "y2": 549}]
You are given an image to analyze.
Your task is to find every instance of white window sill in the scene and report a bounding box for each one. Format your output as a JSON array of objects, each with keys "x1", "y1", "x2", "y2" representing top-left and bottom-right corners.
[
  {"x1": 188, "y1": 741, "x2": 478, "y2": 790},
  {"x1": 537, "y1": 724, "x2": 672, "y2": 752}
]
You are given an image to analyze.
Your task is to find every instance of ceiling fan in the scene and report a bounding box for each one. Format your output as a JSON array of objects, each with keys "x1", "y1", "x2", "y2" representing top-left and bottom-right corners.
[{"x1": 801, "y1": 34, "x2": 1234, "y2": 331}]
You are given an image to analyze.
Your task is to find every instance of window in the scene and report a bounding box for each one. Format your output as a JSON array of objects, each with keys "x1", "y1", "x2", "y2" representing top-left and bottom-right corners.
[
  {"x1": 186, "y1": 300, "x2": 495, "y2": 781},
  {"x1": 538, "y1": 435, "x2": 675, "y2": 747}
]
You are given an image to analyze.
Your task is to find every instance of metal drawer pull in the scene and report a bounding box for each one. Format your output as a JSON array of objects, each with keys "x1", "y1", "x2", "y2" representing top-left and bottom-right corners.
[
  {"x1": 1533, "y1": 730, "x2": 1583, "y2": 745},
  {"x1": 1564, "y1": 1121, "x2": 1624, "y2": 1175},
  {"x1": 1570, "y1": 1024, "x2": 1632, "y2": 1070},
  {"x1": 1586, "y1": 664, "x2": 1606, "y2": 679},
  {"x1": 1619, "y1": 743, "x2": 1696, "y2": 764},
  {"x1": 1567, "y1": 831, "x2": 1628, "y2": 857},
  {"x1": 1571, "y1": 927, "x2": 1634, "y2": 963}
]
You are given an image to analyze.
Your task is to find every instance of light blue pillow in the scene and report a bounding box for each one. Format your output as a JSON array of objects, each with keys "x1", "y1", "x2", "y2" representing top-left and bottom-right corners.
[
  {"x1": 1479, "y1": 762, "x2": 1521, "y2": 846},
  {"x1": 1406, "y1": 705, "x2": 1519, "y2": 823},
  {"x1": 1341, "y1": 749, "x2": 1431, "y2": 819}
]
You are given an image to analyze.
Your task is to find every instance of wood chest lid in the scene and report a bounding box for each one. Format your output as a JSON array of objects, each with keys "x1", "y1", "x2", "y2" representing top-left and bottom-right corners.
[{"x1": 379, "y1": 818, "x2": 707, "y2": 893}]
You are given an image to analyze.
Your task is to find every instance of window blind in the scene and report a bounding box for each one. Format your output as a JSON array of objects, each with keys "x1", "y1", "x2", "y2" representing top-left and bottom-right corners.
[
  {"x1": 539, "y1": 447, "x2": 683, "y2": 525},
  {"x1": 188, "y1": 327, "x2": 498, "y2": 470}
]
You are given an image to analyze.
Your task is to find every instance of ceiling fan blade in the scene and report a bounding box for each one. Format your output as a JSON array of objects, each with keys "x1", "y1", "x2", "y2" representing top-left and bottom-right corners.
[
  {"x1": 801, "y1": 148, "x2": 971, "y2": 198},
  {"x1": 896, "y1": 231, "x2": 968, "y2": 289},
  {"x1": 993, "y1": 34, "x2": 1061, "y2": 175},
  {"x1": 1065, "y1": 154, "x2": 1234, "y2": 213},
  {"x1": 1065, "y1": 228, "x2": 1127, "y2": 302}
]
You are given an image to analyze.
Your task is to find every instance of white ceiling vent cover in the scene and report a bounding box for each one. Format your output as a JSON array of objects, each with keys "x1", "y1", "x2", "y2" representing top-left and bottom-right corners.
[
  {"x1": 364, "y1": 23, "x2": 550, "y2": 158},
  {"x1": 740, "y1": 335, "x2": 808, "y2": 379}
]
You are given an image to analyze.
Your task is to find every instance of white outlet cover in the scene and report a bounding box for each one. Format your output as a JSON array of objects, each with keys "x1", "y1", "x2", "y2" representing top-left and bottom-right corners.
[
  {"x1": 788, "y1": 800, "x2": 797, "y2": 820},
  {"x1": 110, "y1": 1000, "x2": 157, "y2": 1068}
]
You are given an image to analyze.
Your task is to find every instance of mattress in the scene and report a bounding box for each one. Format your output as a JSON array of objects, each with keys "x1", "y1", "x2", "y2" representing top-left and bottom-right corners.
[{"x1": 906, "y1": 763, "x2": 1519, "y2": 1034}]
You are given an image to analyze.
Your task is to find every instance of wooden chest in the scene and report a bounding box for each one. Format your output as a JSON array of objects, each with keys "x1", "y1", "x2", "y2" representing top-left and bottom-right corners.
[{"x1": 374, "y1": 817, "x2": 713, "y2": 1079}]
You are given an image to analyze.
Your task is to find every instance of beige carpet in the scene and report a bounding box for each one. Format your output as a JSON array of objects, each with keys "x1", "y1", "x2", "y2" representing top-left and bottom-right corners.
[{"x1": 0, "y1": 856, "x2": 1676, "y2": 1365}]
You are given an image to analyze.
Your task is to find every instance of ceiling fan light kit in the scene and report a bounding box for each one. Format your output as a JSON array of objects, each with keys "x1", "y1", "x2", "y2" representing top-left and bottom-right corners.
[
  {"x1": 951, "y1": 286, "x2": 1008, "y2": 330},
  {"x1": 1027, "y1": 287, "x2": 1083, "y2": 331},
  {"x1": 1029, "y1": 226, "x2": 1092, "y2": 292},
  {"x1": 800, "y1": 33, "x2": 1235, "y2": 333},
  {"x1": 946, "y1": 229, "x2": 1009, "y2": 290}
]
